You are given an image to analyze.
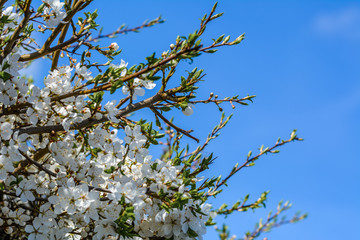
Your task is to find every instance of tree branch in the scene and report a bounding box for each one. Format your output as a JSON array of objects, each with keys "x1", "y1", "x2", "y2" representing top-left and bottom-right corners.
[
  {"x1": 0, "y1": 0, "x2": 32, "y2": 63},
  {"x1": 18, "y1": 33, "x2": 86, "y2": 62},
  {"x1": 208, "y1": 131, "x2": 303, "y2": 196},
  {"x1": 150, "y1": 107, "x2": 199, "y2": 142},
  {"x1": 17, "y1": 91, "x2": 165, "y2": 135},
  {"x1": 51, "y1": 21, "x2": 71, "y2": 70},
  {"x1": 69, "y1": 16, "x2": 164, "y2": 50},
  {"x1": 19, "y1": 150, "x2": 57, "y2": 177}
]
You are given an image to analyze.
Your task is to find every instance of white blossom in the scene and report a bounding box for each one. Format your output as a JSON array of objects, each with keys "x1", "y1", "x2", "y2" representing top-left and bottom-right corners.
[
  {"x1": 182, "y1": 103, "x2": 194, "y2": 116},
  {"x1": 16, "y1": 177, "x2": 36, "y2": 203},
  {"x1": 122, "y1": 76, "x2": 156, "y2": 100},
  {"x1": 104, "y1": 100, "x2": 119, "y2": 123},
  {"x1": 0, "y1": 4, "x2": 222, "y2": 239},
  {"x1": 110, "y1": 59, "x2": 128, "y2": 77},
  {"x1": 75, "y1": 63, "x2": 93, "y2": 80},
  {"x1": 0, "y1": 122, "x2": 13, "y2": 140},
  {"x1": 109, "y1": 42, "x2": 119, "y2": 51},
  {"x1": 43, "y1": 0, "x2": 66, "y2": 28},
  {"x1": 44, "y1": 66, "x2": 73, "y2": 95}
]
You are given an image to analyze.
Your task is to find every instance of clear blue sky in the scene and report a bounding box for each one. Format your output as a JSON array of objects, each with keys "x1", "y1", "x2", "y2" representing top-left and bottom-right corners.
[{"x1": 30, "y1": 0, "x2": 360, "y2": 239}]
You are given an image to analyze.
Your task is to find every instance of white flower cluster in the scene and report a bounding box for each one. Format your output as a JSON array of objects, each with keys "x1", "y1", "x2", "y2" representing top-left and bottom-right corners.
[
  {"x1": 1, "y1": 124, "x2": 213, "y2": 239},
  {"x1": 0, "y1": 6, "x2": 26, "y2": 106},
  {"x1": 122, "y1": 77, "x2": 156, "y2": 100},
  {"x1": 110, "y1": 59, "x2": 157, "y2": 100},
  {"x1": 43, "y1": 0, "x2": 67, "y2": 28},
  {"x1": 0, "y1": 6, "x2": 21, "y2": 39},
  {"x1": 0, "y1": 49, "x2": 208, "y2": 239}
]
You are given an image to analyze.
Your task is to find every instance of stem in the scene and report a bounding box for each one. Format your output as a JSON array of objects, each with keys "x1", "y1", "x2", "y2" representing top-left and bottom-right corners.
[
  {"x1": 51, "y1": 22, "x2": 70, "y2": 70},
  {"x1": 19, "y1": 150, "x2": 57, "y2": 177},
  {"x1": 150, "y1": 107, "x2": 199, "y2": 142},
  {"x1": 18, "y1": 0, "x2": 92, "y2": 62},
  {"x1": 0, "y1": 0, "x2": 8, "y2": 10},
  {"x1": 209, "y1": 135, "x2": 302, "y2": 196},
  {"x1": 19, "y1": 33, "x2": 86, "y2": 62},
  {"x1": 0, "y1": 0, "x2": 32, "y2": 63}
]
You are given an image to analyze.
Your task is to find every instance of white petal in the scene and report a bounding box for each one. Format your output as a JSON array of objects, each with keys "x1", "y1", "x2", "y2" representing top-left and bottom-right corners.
[
  {"x1": 134, "y1": 87, "x2": 145, "y2": 97},
  {"x1": 25, "y1": 191, "x2": 35, "y2": 202},
  {"x1": 25, "y1": 225, "x2": 34, "y2": 233},
  {"x1": 182, "y1": 104, "x2": 194, "y2": 116}
]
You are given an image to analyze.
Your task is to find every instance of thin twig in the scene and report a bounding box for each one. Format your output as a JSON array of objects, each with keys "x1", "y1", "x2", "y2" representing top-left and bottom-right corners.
[
  {"x1": 16, "y1": 82, "x2": 192, "y2": 135},
  {"x1": 150, "y1": 107, "x2": 199, "y2": 143},
  {"x1": 51, "y1": 21, "x2": 71, "y2": 70},
  {"x1": 19, "y1": 33, "x2": 87, "y2": 62},
  {"x1": 208, "y1": 133, "x2": 302, "y2": 196},
  {"x1": 19, "y1": 150, "x2": 57, "y2": 177},
  {"x1": 0, "y1": 0, "x2": 32, "y2": 63},
  {"x1": 69, "y1": 16, "x2": 164, "y2": 49}
]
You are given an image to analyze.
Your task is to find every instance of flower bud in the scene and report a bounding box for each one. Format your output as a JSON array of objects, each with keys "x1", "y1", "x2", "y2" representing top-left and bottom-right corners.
[
  {"x1": 1, "y1": 206, "x2": 9, "y2": 214},
  {"x1": 182, "y1": 104, "x2": 194, "y2": 116},
  {"x1": 5, "y1": 226, "x2": 13, "y2": 234},
  {"x1": 109, "y1": 42, "x2": 119, "y2": 51}
]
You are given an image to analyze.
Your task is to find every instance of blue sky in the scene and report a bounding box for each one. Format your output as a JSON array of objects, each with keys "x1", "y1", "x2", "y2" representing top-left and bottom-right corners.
[{"x1": 28, "y1": 0, "x2": 360, "y2": 239}]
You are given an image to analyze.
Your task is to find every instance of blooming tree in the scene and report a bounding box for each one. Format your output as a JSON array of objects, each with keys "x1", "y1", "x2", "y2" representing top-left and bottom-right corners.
[{"x1": 0, "y1": 1, "x2": 306, "y2": 239}]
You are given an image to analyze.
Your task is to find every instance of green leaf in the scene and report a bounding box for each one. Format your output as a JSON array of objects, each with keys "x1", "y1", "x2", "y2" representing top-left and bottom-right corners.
[
  {"x1": 159, "y1": 106, "x2": 171, "y2": 112},
  {"x1": 0, "y1": 71, "x2": 11, "y2": 81},
  {"x1": 104, "y1": 166, "x2": 116, "y2": 174}
]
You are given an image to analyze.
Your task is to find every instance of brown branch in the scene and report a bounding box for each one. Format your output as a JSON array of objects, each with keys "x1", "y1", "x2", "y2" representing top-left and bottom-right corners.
[
  {"x1": 42, "y1": 0, "x2": 89, "y2": 50},
  {"x1": 190, "y1": 95, "x2": 255, "y2": 105},
  {"x1": 88, "y1": 186, "x2": 111, "y2": 194},
  {"x1": 150, "y1": 107, "x2": 199, "y2": 143},
  {"x1": 0, "y1": 189, "x2": 46, "y2": 202},
  {"x1": 182, "y1": 113, "x2": 231, "y2": 162},
  {"x1": 13, "y1": 147, "x2": 50, "y2": 175},
  {"x1": 18, "y1": 0, "x2": 92, "y2": 62},
  {"x1": 49, "y1": 45, "x2": 201, "y2": 102},
  {"x1": 0, "y1": 0, "x2": 32, "y2": 62},
  {"x1": 3, "y1": 32, "x2": 234, "y2": 118},
  {"x1": 18, "y1": 150, "x2": 57, "y2": 177},
  {"x1": 93, "y1": 17, "x2": 163, "y2": 39},
  {"x1": 17, "y1": 82, "x2": 192, "y2": 135},
  {"x1": 208, "y1": 132, "x2": 302, "y2": 196},
  {"x1": 115, "y1": 96, "x2": 130, "y2": 109},
  {"x1": 197, "y1": 2, "x2": 218, "y2": 36},
  {"x1": 15, "y1": 68, "x2": 196, "y2": 136},
  {"x1": 50, "y1": 33, "x2": 239, "y2": 102},
  {"x1": 51, "y1": 22, "x2": 70, "y2": 70},
  {"x1": 0, "y1": 0, "x2": 8, "y2": 10},
  {"x1": 69, "y1": 16, "x2": 164, "y2": 49},
  {"x1": 18, "y1": 33, "x2": 86, "y2": 62},
  {"x1": 242, "y1": 202, "x2": 307, "y2": 240},
  {"x1": 17, "y1": 91, "x2": 166, "y2": 135}
]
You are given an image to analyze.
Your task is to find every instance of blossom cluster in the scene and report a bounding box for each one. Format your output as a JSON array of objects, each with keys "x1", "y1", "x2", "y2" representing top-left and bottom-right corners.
[
  {"x1": 0, "y1": 1, "x2": 306, "y2": 239},
  {"x1": 0, "y1": 12, "x2": 207, "y2": 238},
  {"x1": 43, "y1": 0, "x2": 67, "y2": 28},
  {"x1": 0, "y1": 1, "x2": 221, "y2": 239},
  {"x1": 0, "y1": 62, "x2": 209, "y2": 239}
]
